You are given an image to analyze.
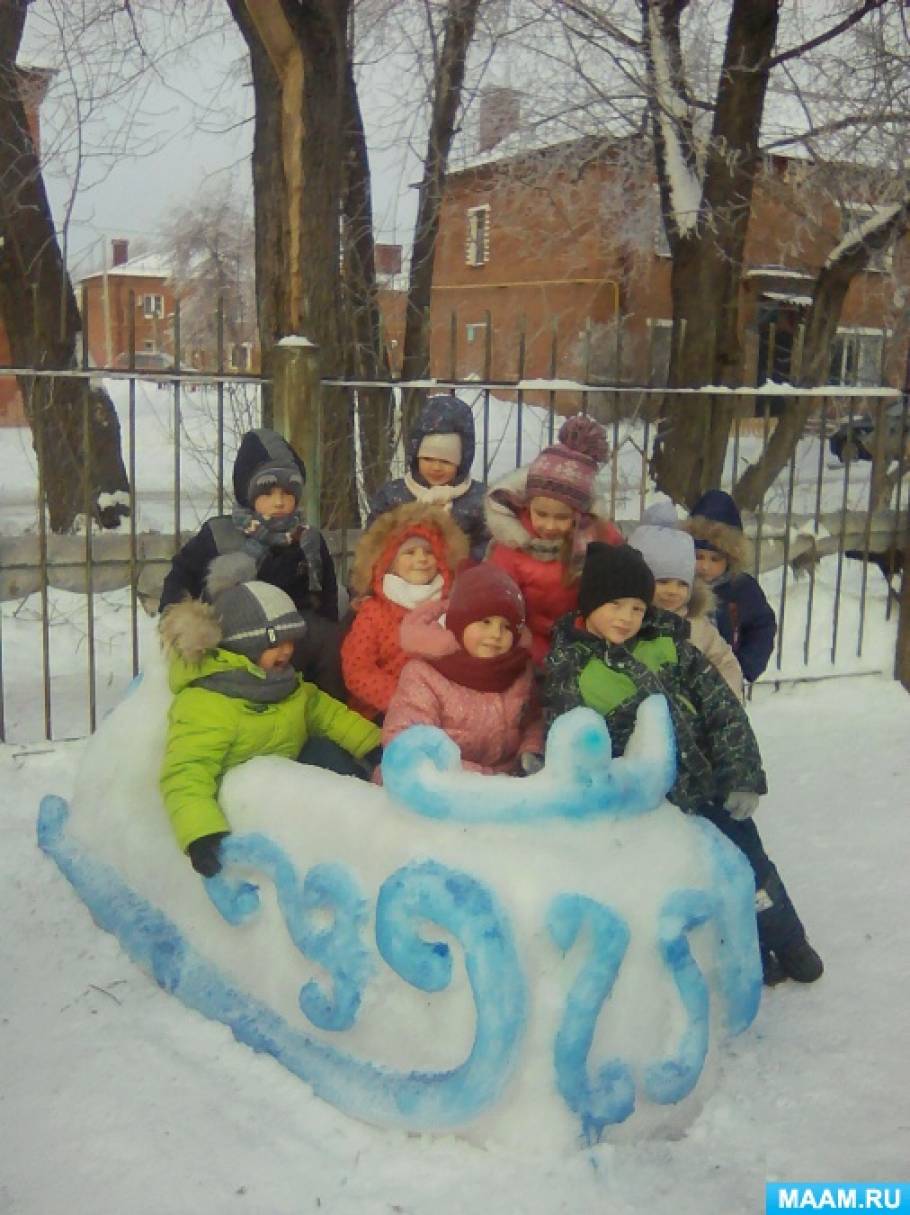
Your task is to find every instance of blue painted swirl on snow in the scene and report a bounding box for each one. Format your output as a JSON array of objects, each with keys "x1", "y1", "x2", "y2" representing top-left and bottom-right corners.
[
  {"x1": 547, "y1": 893, "x2": 635, "y2": 1140},
  {"x1": 690, "y1": 817, "x2": 762, "y2": 1033},
  {"x1": 205, "y1": 837, "x2": 372, "y2": 1032},
  {"x1": 382, "y1": 698, "x2": 676, "y2": 823},
  {"x1": 375, "y1": 859, "x2": 528, "y2": 1117},
  {"x1": 642, "y1": 889, "x2": 712, "y2": 1105},
  {"x1": 36, "y1": 796, "x2": 526, "y2": 1131}
]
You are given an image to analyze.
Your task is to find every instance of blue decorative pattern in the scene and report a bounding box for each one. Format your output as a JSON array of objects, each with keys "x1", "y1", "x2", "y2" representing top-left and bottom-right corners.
[
  {"x1": 547, "y1": 894, "x2": 635, "y2": 1139},
  {"x1": 205, "y1": 836, "x2": 372, "y2": 1031},
  {"x1": 382, "y1": 698, "x2": 677, "y2": 823},
  {"x1": 37, "y1": 796, "x2": 527, "y2": 1131}
]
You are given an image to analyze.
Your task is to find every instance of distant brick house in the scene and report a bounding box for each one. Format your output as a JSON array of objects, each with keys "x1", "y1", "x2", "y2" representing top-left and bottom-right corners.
[
  {"x1": 78, "y1": 239, "x2": 260, "y2": 374},
  {"x1": 0, "y1": 66, "x2": 54, "y2": 427},
  {"x1": 429, "y1": 119, "x2": 909, "y2": 410}
]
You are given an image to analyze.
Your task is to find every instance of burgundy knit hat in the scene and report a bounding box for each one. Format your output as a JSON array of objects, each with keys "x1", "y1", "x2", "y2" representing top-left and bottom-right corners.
[
  {"x1": 445, "y1": 564, "x2": 526, "y2": 643},
  {"x1": 524, "y1": 415, "x2": 609, "y2": 513}
]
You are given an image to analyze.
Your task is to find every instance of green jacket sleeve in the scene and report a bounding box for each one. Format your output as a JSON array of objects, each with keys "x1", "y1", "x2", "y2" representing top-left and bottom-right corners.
[
  {"x1": 159, "y1": 689, "x2": 235, "y2": 852},
  {"x1": 304, "y1": 686, "x2": 382, "y2": 759},
  {"x1": 676, "y1": 640, "x2": 767, "y2": 798}
]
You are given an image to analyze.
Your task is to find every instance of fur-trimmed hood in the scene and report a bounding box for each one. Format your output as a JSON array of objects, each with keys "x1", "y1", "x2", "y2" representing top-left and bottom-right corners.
[
  {"x1": 686, "y1": 576, "x2": 716, "y2": 621},
  {"x1": 159, "y1": 598, "x2": 222, "y2": 666},
  {"x1": 681, "y1": 515, "x2": 752, "y2": 573},
  {"x1": 349, "y1": 501, "x2": 469, "y2": 597},
  {"x1": 484, "y1": 465, "x2": 612, "y2": 552}
]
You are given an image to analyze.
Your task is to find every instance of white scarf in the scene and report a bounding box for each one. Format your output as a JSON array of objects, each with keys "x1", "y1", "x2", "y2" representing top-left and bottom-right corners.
[
  {"x1": 382, "y1": 572, "x2": 445, "y2": 609},
  {"x1": 403, "y1": 472, "x2": 472, "y2": 508}
]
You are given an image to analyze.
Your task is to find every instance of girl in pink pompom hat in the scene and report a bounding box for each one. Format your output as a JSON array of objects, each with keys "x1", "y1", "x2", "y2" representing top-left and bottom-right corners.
[{"x1": 484, "y1": 415, "x2": 623, "y2": 665}]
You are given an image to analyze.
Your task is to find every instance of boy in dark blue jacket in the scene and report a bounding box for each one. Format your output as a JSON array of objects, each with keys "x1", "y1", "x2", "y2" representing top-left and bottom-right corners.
[
  {"x1": 158, "y1": 428, "x2": 344, "y2": 699},
  {"x1": 683, "y1": 490, "x2": 776, "y2": 682}
]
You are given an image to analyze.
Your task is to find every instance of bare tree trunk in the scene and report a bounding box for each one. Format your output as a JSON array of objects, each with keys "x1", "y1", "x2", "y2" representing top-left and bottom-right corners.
[
  {"x1": 648, "y1": 0, "x2": 780, "y2": 507},
  {"x1": 400, "y1": 0, "x2": 482, "y2": 431},
  {"x1": 340, "y1": 61, "x2": 394, "y2": 502},
  {"x1": 226, "y1": 0, "x2": 357, "y2": 526},
  {"x1": 0, "y1": 2, "x2": 129, "y2": 533}
]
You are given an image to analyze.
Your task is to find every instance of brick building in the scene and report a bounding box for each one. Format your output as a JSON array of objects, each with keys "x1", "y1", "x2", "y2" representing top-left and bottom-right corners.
[
  {"x1": 78, "y1": 242, "x2": 177, "y2": 371},
  {"x1": 428, "y1": 127, "x2": 909, "y2": 409}
]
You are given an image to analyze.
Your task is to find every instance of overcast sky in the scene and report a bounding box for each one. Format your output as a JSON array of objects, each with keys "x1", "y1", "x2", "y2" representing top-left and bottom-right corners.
[{"x1": 21, "y1": 5, "x2": 423, "y2": 280}]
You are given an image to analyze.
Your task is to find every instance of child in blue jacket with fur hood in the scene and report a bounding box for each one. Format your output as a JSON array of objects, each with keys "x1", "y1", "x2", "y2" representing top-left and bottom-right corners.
[{"x1": 683, "y1": 490, "x2": 777, "y2": 683}]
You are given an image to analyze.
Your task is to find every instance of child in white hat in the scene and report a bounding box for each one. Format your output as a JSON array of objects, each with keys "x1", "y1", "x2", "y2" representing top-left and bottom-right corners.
[{"x1": 629, "y1": 501, "x2": 744, "y2": 698}]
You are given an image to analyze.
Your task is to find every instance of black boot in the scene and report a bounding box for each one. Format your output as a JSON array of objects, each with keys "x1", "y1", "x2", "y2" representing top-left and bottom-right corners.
[
  {"x1": 761, "y1": 949, "x2": 787, "y2": 987},
  {"x1": 776, "y1": 940, "x2": 824, "y2": 983}
]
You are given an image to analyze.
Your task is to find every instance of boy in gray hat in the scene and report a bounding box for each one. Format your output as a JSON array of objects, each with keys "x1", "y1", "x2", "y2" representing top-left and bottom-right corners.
[{"x1": 159, "y1": 574, "x2": 381, "y2": 879}]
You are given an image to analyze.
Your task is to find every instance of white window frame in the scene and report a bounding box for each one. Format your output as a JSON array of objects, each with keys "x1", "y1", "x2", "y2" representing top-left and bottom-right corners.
[
  {"x1": 841, "y1": 203, "x2": 894, "y2": 274},
  {"x1": 829, "y1": 326, "x2": 886, "y2": 387},
  {"x1": 142, "y1": 293, "x2": 165, "y2": 319},
  {"x1": 465, "y1": 320, "x2": 488, "y2": 344},
  {"x1": 229, "y1": 341, "x2": 253, "y2": 371},
  {"x1": 465, "y1": 205, "x2": 491, "y2": 266}
]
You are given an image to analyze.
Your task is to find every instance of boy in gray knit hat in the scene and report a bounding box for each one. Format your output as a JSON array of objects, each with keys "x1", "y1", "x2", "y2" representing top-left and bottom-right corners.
[{"x1": 159, "y1": 576, "x2": 381, "y2": 879}]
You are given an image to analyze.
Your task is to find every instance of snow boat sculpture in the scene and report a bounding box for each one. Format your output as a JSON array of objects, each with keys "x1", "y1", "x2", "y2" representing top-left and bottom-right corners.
[{"x1": 37, "y1": 634, "x2": 761, "y2": 1152}]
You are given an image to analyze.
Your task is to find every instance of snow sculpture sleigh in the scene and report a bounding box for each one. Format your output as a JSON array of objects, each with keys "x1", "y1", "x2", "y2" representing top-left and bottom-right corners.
[{"x1": 37, "y1": 642, "x2": 761, "y2": 1152}]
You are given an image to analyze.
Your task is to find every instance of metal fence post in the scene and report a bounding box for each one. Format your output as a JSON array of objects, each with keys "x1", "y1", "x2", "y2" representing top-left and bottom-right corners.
[
  {"x1": 271, "y1": 336, "x2": 322, "y2": 528},
  {"x1": 897, "y1": 520, "x2": 910, "y2": 692}
]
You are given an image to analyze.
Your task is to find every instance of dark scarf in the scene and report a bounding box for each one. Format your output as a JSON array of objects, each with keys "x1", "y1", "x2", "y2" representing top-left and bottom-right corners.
[
  {"x1": 193, "y1": 665, "x2": 299, "y2": 703},
  {"x1": 429, "y1": 645, "x2": 530, "y2": 693}
]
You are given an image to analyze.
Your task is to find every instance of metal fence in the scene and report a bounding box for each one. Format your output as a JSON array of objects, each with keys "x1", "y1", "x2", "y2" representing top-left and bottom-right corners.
[{"x1": 0, "y1": 360, "x2": 907, "y2": 744}]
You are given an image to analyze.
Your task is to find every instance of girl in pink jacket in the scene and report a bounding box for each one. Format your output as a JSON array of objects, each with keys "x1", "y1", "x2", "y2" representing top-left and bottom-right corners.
[{"x1": 383, "y1": 564, "x2": 544, "y2": 775}]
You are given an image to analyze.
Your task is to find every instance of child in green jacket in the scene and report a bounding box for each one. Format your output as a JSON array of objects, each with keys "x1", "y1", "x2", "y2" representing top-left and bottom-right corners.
[
  {"x1": 159, "y1": 576, "x2": 381, "y2": 878},
  {"x1": 542, "y1": 541, "x2": 823, "y2": 987}
]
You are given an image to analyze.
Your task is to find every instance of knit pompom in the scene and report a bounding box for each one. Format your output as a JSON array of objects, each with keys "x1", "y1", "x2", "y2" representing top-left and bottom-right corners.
[
  {"x1": 557, "y1": 415, "x2": 609, "y2": 466},
  {"x1": 205, "y1": 551, "x2": 258, "y2": 601}
]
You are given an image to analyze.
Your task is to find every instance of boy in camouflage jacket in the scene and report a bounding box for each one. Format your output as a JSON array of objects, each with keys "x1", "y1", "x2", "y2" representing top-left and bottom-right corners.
[{"x1": 542, "y1": 541, "x2": 823, "y2": 987}]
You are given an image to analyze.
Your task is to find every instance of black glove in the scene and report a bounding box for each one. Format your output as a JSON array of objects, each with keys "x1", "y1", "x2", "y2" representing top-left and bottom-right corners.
[
  {"x1": 187, "y1": 833, "x2": 227, "y2": 877},
  {"x1": 360, "y1": 745, "x2": 383, "y2": 779}
]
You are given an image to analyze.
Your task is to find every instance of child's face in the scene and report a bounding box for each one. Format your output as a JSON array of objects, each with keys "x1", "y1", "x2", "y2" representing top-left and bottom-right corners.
[
  {"x1": 253, "y1": 486, "x2": 297, "y2": 519},
  {"x1": 694, "y1": 548, "x2": 728, "y2": 583},
  {"x1": 392, "y1": 537, "x2": 438, "y2": 584},
  {"x1": 417, "y1": 456, "x2": 458, "y2": 487},
  {"x1": 256, "y1": 640, "x2": 295, "y2": 671},
  {"x1": 585, "y1": 597, "x2": 647, "y2": 645},
  {"x1": 528, "y1": 495, "x2": 576, "y2": 541},
  {"x1": 461, "y1": 616, "x2": 515, "y2": 659},
  {"x1": 652, "y1": 577, "x2": 691, "y2": 614}
]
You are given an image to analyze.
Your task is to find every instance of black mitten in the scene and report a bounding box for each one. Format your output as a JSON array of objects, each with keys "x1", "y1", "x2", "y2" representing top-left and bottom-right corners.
[
  {"x1": 187, "y1": 833, "x2": 227, "y2": 877},
  {"x1": 360, "y1": 746, "x2": 383, "y2": 779}
]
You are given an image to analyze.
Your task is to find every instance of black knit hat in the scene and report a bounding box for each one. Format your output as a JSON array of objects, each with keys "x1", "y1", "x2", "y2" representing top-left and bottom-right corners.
[{"x1": 579, "y1": 543, "x2": 655, "y2": 617}]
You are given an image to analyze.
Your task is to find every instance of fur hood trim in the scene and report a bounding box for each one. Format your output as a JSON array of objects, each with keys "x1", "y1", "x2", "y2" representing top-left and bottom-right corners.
[
  {"x1": 349, "y1": 501, "x2": 469, "y2": 596},
  {"x1": 483, "y1": 466, "x2": 617, "y2": 554},
  {"x1": 681, "y1": 516, "x2": 752, "y2": 573},
  {"x1": 485, "y1": 465, "x2": 611, "y2": 551},
  {"x1": 159, "y1": 598, "x2": 222, "y2": 665},
  {"x1": 686, "y1": 576, "x2": 716, "y2": 621}
]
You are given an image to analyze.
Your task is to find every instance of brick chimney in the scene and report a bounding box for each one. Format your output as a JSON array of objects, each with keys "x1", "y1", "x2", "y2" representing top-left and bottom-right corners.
[
  {"x1": 477, "y1": 88, "x2": 520, "y2": 155},
  {"x1": 111, "y1": 238, "x2": 129, "y2": 267},
  {"x1": 375, "y1": 243, "x2": 402, "y2": 277}
]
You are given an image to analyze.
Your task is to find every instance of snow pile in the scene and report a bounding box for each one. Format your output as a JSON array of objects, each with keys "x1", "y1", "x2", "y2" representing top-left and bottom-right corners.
[{"x1": 37, "y1": 636, "x2": 760, "y2": 1153}]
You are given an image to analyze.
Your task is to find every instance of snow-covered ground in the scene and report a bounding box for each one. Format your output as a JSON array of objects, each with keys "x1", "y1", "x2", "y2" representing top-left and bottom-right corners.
[{"x1": 2, "y1": 674, "x2": 909, "y2": 1214}]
